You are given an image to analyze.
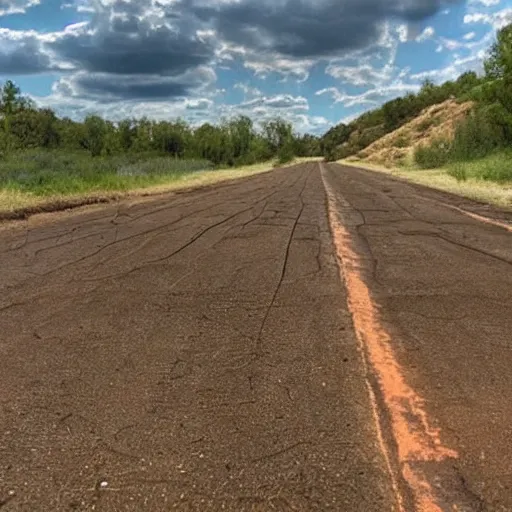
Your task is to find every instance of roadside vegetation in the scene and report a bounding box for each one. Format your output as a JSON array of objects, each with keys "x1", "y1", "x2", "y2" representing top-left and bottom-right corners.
[
  {"x1": 0, "y1": 83, "x2": 322, "y2": 215},
  {"x1": 322, "y1": 22, "x2": 512, "y2": 206}
]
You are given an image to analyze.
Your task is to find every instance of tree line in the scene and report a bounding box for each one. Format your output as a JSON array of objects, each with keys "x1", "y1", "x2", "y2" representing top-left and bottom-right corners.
[{"x1": 0, "y1": 83, "x2": 322, "y2": 166}]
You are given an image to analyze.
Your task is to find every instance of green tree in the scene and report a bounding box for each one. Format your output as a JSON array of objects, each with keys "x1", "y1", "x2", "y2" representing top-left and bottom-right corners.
[
  {"x1": 485, "y1": 23, "x2": 512, "y2": 79},
  {"x1": 262, "y1": 119, "x2": 294, "y2": 152},
  {"x1": 0, "y1": 80, "x2": 23, "y2": 152},
  {"x1": 118, "y1": 119, "x2": 136, "y2": 152},
  {"x1": 10, "y1": 108, "x2": 60, "y2": 149},
  {"x1": 83, "y1": 115, "x2": 107, "y2": 157},
  {"x1": 228, "y1": 116, "x2": 254, "y2": 163},
  {"x1": 131, "y1": 117, "x2": 153, "y2": 153}
]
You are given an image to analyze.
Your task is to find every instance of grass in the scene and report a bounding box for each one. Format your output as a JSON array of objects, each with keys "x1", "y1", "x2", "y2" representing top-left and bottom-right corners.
[
  {"x1": 448, "y1": 151, "x2": 512, "y2": 183},
  {"x1": 0, "y1": 150, "x2": 313, "y2": 218},
  {"x1": 340, "y1": 153, "x2": 512, "y2": 208},
  {"x1": 0, "y1": 151, "x2": 214, "y2": 197}
]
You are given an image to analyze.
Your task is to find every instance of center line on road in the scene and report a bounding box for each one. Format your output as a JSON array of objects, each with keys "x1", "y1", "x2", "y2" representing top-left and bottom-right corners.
[{"x1": 321, "y1": 164, "x2": 458, "y2": 512}]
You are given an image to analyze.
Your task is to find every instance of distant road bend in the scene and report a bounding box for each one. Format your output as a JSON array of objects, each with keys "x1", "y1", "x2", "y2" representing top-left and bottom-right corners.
[{"x1": 1, "y1": 162, "x2": 511, "y2": 511}]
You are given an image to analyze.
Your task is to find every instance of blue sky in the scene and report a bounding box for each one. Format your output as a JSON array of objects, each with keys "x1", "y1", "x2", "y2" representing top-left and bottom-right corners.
[{"x1": 0, "y1": 0, "x2": 511, "y2": 134}]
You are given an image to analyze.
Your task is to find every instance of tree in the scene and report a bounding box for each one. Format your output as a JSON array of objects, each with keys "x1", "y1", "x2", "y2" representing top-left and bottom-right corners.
[
  {"x1": 0, "y1": 80, "x2": 22, "y2": 152},
  {"x1": 10, "y1": 108, "x2": 60, "y2": 149},
  {"x1": 262, "y1": 119, "x2": 294, "y2": 152},
  {"x1": 228, "y1": 116, "x2": 254, "y2": 163},
  {"x1": 131, "y1": 117, "x2": 153, "y2": 153},
  {"x1": 485, "y1": 23, "x2": 512, "y2": 79},
  {"x1": 83, "y1": 115, "x2": 107, "y2": 157},
  {"x1": 118, "y1": 119, "x2": 135, "y2": 152}
]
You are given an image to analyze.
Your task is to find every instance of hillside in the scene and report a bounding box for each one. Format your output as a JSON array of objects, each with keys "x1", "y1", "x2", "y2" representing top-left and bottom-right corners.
[{"x1": 352, "y1": 99, "x2": 474, "y2": 167}]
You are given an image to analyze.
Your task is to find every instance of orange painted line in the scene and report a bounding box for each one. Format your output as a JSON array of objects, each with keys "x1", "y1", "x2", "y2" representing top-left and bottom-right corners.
[{"x1": 321, "y1": 166, "x2": 457, "y2": 512}]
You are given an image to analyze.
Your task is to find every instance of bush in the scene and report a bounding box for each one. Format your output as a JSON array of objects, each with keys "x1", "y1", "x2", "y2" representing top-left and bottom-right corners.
[
  {"x1": 450, "y1": 105, "x2": 508, "y2": 161},
  {"x1": 414, "y1": 138, "x2": 452, "y2": 169},
  {"x1": 276, "y1": 143, "x2": 295, "y2": 165},
  {"x1": 447, "y1": 164, "x2": 468, "y2": 182},
  {"x1": 393, "y1": 135, "x2": 409, "y2": 148},
  {"x1": 417, "y1": 119, "x2": 433, "y2": 131},
  {"x1": 478, "y1": 152, "x2": 512, "y2": 182}
]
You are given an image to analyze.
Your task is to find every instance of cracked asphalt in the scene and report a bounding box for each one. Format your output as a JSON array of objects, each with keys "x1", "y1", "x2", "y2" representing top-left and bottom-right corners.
[{"x1": 1, "y1": 162, "x2": 511, "y2": 511}]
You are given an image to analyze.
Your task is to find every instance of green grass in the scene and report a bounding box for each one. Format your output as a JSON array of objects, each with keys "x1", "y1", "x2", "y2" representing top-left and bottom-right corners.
[
  {"x1": 0, "y1": 150, "x2": 213, "y2": 197},
  {"x1": 447, "y1": 150, "x2": 512, "y2": 183}
]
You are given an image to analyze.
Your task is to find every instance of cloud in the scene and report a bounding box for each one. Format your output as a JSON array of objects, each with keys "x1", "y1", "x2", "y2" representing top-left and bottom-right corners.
[
  {"x1": 0, "y1": 0, "x2": 39, "y2": 16},
  {"x1": 237, "y1": 94, "x2": 309, "y2": 112},
  {"x1": 233, "y1": 82, "x2": 263, "y2": 100},
  {"x1": 0, "y1": 0, "x2": 217, "y2": 100},
  {"x1": 191, "y1": 0, "x2": 458, "y2": 58},
  {"x1": 325, "y1": 23, "x2": 409, "y2": 90},
  {"x1": 48, "y1": 1, "x2": 215, "y2": 77},
  {"x1": 464, "y1": 7, "x2": 512, "y2": 28},
  {"x1": 316, "y1": 82, "x2": 421, "y2": 108},
  {"x1": 33, "y1": 89, "x2": 325, "y2": 133},
  {"x1": 416, "y1": 26, "x2": 436, "y2": 42},
  {"x1": 0, "y1": 29, "x2": 55, "y2": 73},
  {"x1": 52, "y1": 66, "x2": 216, "y2": 102},
  {"x1": 469, "y1": 0, "x2": 500, "y2": 6}
]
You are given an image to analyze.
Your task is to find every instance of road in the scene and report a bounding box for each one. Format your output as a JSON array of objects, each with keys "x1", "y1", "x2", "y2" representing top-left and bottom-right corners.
[{"x1": 0, "y1": 162, "x2": 511, "y2": 511}]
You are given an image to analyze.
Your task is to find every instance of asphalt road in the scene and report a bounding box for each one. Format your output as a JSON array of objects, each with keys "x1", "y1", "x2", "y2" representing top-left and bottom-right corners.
[{"x1": 0, "y1": 162, "x2": 511, "y2": 511}]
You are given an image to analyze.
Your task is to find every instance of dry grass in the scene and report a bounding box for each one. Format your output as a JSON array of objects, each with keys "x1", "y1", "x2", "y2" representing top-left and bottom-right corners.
[
  {"x1": 0, "y1": 158, "x2": 314, "y2": 220},
  {"x1": 340, "y1": 159, "x2": 512, "y2": 208},
  {"x1": 357, "y1": 100, "x2": 474, "y2": 168}
]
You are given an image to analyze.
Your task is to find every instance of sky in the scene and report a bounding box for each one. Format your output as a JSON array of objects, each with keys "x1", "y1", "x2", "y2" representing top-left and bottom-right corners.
[{"x1": 0, "y1": 0, "x2": 511, "y2": 134}]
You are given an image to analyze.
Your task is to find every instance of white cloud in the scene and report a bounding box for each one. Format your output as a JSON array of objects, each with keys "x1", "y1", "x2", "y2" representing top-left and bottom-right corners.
[
  {"x1": 0, "y1": 0, "x2": 39, "y2": 16},
  {"x1": 469, "y1": 0, "x2": 500, "y2": 6},
  {"x1": 410, "y1": 51, "x2": 486, "y2": 82},
  {"x1": 416, "y1": 26, "x2": 435, "y2": 42},
  {"x1": 464, "y1": 7, "x2": 512, "y2": 29},
  {"x1": 397, "y1": 24, "x2": 409, "y2": 43},
  {"x1": 233, "y1": 82, "x2": 262, "y2": 97},
  {"x1": 316, "y1": 81, "x2": 420, "y2": 108}
]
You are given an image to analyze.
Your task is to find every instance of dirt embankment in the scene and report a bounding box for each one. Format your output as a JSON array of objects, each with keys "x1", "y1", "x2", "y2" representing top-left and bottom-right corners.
[{"x1": 353, "y1": 99, "x2": 473, "y2": 167}]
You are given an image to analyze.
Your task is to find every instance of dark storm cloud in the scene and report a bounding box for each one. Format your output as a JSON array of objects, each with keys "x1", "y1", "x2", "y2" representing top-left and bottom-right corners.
[
  {"x1": 49, "y1": 2, "x2": 214, "y2": 76},
  {"x1": 189, "y1": 0, "x2": 461, "y2": 58},
  {"x1": 72, "y1": 75, "x2": 189, "y2": 100},
  {"x1": 58, "y1": 66, "x2": 216, "y2": 101},
  {"x1": 0, "y1": 35, "x2": 52, "y2": 73}
]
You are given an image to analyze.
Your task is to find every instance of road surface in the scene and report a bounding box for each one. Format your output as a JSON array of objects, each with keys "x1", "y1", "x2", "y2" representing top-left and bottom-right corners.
[{"x1": 0, "y1": 162, "x2": 511, "y2": 511}]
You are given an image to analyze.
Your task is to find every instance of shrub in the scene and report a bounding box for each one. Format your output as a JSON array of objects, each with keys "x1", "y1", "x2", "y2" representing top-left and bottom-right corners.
[
  {"x1": 450, "y1": 105, "x2": 508, "y2": 161},
  {"x1": 447, "y1": 164, "x2": 468, "y2": 182},
  {"x1": 478, "y1": 153, "x2": 512, "y2": 182},
  {"x1": 417, "y1": 119, "x2": 433, "y2": 131},
  {"x1": 393, "y1": 135, "x2": 409, "y2": 148},
  {"x1": 276, "y1": 143, "x2": 295, "y2": 165},
  {"x1": 414, "y1": 138, "x2": 452, "y2": 169}
]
